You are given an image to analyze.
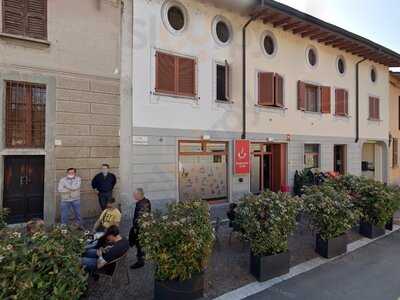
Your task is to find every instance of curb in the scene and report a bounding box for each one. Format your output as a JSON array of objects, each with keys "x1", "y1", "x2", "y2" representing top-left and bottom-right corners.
[{"x1": 213, "y1": 224, "x2": 400, "y2": 300}]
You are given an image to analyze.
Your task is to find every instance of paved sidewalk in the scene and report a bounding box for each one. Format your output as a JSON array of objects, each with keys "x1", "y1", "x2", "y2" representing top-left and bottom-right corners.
[{"x1": 245, "y1": 231, "x2": 400, "y2": 300}]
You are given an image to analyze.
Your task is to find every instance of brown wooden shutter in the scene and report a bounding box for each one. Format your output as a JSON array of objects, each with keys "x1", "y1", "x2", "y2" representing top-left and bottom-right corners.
[
  {"x1": 177, "y1": 56, "x2": 196, "y2": 96},
  {"x1": 155, "y1": 52, "x2": 177, "y2": 94},
  {"x1": 335, "y1": 89, "x2": 345, "y2": 115},
  {"x1": 2, "y1": 0, "x2": 25, "y2": 36},
  {"x1": 258, "y1": 72, "x2": 274, "y2": 106},
  {"x1": 369, "y1": 96, "x2": 376, "y2": 119},
  {"x1": 225, "y1": 60, "x2": 230, "y2": 100},
  {"x1": 274, "y1": 73, "x2": 284, "y2": 107},
  {"x1": 26, "y1": 0, "x2": 47, "y2": 39},
  {"x1": 298, "y1": 81, "x2": 306, "y2": 110},
  {"x1": 374, "y1": 97, "x2": 380, "y2": 120},
  {"x1": 344, "y1": 90, "x2": 349, "y2": 115},
  {"x1": 320, "y1": 86, "x2": 331, "y2": 113},
  {"x1": 393, "y1": 138, "x2": 399, "y2": 167}
]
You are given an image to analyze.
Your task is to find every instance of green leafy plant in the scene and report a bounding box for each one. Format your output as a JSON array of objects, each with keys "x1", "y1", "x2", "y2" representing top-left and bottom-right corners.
[
  {"x1": 139, "y1": 200, "x2": 214, "y2": 281},
  {"x1": 302, "y1": 184, "x2": 360, "y2": 240},
  {"x1": 0, "y1": 225, "x2": 87, "y2": 300},
  {"x1": 0, "y1": 208, "x2": 8, "y2": 230},
  {"x1": 331, "y1": 176, "x2": 396, "y2": 228},
  {"x1": 235, "y1": 191, "x2": 302, "y2": 256}
]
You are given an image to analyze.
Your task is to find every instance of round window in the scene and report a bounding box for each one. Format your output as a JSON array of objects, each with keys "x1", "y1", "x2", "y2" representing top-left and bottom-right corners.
[
  {"x1": 167, "y1": 6, "x2": 185, "y2": 31},
  {"x1": 337, "y1": 57, "x2": 345, "y2": 74},
  {"x1": 371, "y1": 67, "x2": 377, "y2": 82},
  {"x1": 216, "y1": 21, "x2": 230, "y2": 43},
  {"x1": 264, "y1": 35, "x2": 275, "y2": 55},
  {"x1": 307, "y1": 48, "x2": 317, "y2": 66}
]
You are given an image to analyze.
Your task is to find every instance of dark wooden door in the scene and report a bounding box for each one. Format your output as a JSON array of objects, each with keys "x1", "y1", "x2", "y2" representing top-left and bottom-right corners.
[
  {"x1": 4, "y1": 156, "x2": 44, "y2": 223},
  {"x1": 334, "y1": 145, "x2": 346, "y2": 175}
]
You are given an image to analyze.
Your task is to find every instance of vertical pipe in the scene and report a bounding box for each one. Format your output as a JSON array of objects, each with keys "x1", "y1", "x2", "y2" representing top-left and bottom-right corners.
[{"x1": 355, "y1": 58, "x2": 366, "y2": 143}]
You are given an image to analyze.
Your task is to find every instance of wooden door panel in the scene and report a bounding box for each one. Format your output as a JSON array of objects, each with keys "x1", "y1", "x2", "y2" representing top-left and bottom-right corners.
[{"x1": 3, "y1": 156, "x2": 44, "y2": 223}]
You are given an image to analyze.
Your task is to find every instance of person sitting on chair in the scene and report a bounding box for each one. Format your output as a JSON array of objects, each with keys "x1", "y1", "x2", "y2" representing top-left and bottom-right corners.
[
  {"x1": 92, "y1": 198, "x2": 121, "y2": 233},
  {"x1": 82, "y1": 225, "x2": 129, "y2": 277}
]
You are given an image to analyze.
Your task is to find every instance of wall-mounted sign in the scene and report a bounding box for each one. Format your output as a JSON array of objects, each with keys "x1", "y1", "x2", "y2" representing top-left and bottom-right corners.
[
  {"x1": 132, "y1": 136, "x2": 148, "y2": 145},
  {"x1": 234, "y1": 139, "x2": 250, "y2": 175}
]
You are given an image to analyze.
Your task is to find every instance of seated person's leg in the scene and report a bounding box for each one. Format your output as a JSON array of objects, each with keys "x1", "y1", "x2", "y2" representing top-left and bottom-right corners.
[
  {"x1": 83, "y1": 248, "x2": 98, "y2": 258},
  {"x1": 82, "y1": 257, "x2": 98, "y2": 273}
]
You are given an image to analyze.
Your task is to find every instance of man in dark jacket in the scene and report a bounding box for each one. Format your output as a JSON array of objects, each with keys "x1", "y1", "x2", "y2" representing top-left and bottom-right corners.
[
  {"x1": 129, "y1": 188, "x2": 151, "y2": 269},
  {"x1": 91, "y1": 164, "x2": 117, "y2": 210}
]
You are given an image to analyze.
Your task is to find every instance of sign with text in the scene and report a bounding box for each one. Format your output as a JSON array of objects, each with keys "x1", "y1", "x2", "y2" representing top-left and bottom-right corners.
[{"x1": 234, "y1": 139, "x2": 250, "y2": 175}]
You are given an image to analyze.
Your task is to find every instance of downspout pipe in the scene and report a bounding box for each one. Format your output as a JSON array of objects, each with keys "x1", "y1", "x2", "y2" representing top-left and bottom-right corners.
[
  {"x1": 241, "y1": 15, "x2": 259, "y2": 139},
  {"x1": 355, "y1": 58, "x2": 366, "y2": 143}
]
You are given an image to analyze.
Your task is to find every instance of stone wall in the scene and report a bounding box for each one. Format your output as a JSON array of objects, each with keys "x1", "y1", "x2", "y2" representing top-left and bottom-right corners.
[{"x1": 55, "y1": 76, "x2": 120, "y2": 219}]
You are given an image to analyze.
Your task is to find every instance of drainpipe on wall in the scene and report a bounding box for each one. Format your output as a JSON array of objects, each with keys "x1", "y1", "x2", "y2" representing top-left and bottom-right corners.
[
  {"x1": 242, "y1": 10, "x2": 264, "y2": 139},
  {"x1": 355, "y1": 58, "x2": 367, "y2": 143}
]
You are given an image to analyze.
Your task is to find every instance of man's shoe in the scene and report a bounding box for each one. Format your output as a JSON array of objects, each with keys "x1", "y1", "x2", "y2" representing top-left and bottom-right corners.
[{"x1": 130, "y1": 261, "x2": 145, "y2": 269}]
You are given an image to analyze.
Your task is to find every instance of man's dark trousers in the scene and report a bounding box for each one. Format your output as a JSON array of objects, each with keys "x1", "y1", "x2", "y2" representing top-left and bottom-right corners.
[{"x1": 98, "y1": 191, "x2": 112, "y2": 211}]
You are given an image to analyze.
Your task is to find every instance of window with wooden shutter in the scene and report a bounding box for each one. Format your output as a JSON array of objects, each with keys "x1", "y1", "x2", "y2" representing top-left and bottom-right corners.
[
  {"x1": 320, "y1": 86, "x2": 331, "y2": 113},
  {"x1": 335, "y1": 88, "x2": 349, "y2": 116},
  {"x1": 5, "y1": 81, "x2": 46, "y2": 148},
  {"x1": 258, "y1": 72, "x2": 274, "y2": 106},
  {"x1": 155, "y1": 51, "x2": 196, "y2": 97},
  {"x1": 369, "y1": 96, "x2": 380, "y2": 120},
  {"x1": 2, "y1": 0, "x2": 47, "y2": 40},
  {"x1": 393, "y1": 138, "x2": 398, "y2": 168},
  {"x1": 216, "y1": 60, "x2": 230, "y2": 102},
  {"x1": 274, "y1": 73, "x2": 284, "y2": 107},
  {"x1": 305, "y1": 84, "x2": 319, "y2": 112},
  {"x1": 298, "y1": 81, "x2": 306, "y2": 110}
]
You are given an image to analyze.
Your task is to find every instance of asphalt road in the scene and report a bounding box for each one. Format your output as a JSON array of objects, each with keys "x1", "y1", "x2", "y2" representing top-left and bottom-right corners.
[{"x1": 246, "y1": 231, "x2": 400, "y2": 300}]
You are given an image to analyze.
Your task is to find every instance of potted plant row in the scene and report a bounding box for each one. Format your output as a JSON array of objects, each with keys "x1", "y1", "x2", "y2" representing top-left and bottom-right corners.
[
  {"x1": 302, "y1": 184, "x2": 359, "y2": 258},
  {"x1": 235, "y1": 191, "x2": 302, "y2": 282},
  {"x1": 334, "y1": 176, "x2": 399, "y2": 239},
  {"x1": 139, "y1": 200, "x2": 214, "y2": 300}
]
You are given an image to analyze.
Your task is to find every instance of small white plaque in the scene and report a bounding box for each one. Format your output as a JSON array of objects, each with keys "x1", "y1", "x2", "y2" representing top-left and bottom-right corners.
[
  {"x1": 133, "y1": 136, "x2": 148, "y2": 145},
  {"x1": 55, "y1": 139, "x2": 62, "y2": 146}
]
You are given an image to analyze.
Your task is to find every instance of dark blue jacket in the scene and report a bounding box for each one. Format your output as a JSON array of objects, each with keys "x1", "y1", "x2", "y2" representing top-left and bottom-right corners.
[{"x1": 91, "y1": 173, "x2": 117, "y2": 193}]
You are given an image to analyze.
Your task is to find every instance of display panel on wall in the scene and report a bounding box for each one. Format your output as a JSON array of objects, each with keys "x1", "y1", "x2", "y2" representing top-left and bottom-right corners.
[{"x1": 179, "y1": 141, "x2": 228, "y2": 202}]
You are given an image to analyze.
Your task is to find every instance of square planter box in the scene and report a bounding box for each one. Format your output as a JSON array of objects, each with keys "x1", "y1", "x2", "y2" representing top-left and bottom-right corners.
[
  {"x1": 250, "y1": 251, "x2": 290, "y2": 282},
  {"x1": 315, "y1": 233, "x2": 347, "y2": 259},
  {"x1": 154, "y1": 272, "x2": 204, "y2": 300},
  {"x1": 385, "y1": 217, "x2": 394, "y2": 231},
  {"x1": 359, "y1": 220, "x2": 385, "y2": 239}
]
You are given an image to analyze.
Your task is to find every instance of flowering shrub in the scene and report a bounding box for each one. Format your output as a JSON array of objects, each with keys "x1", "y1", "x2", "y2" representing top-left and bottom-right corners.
[
  {"x1": 235, "y1": 191, "x2": 302, "y2": 256},
  {"x1": 0, "y1": 208, "x2": 8, "y2": 230},
  {"x1": 302, "y1": 184, "x2": 360, "y2": 240},
  {"x1": 329, "y1": 175, "x2": 398, "y2": 228},
  {"x1": 139, "y1": 200, "x2": 214, "y2": 281},
  {"x1": 0, "y1": 225, "x2": 87, "y2": 299}
]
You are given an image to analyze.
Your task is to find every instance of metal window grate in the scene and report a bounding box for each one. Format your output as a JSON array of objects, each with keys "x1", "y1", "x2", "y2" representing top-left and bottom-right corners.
[{"x1": 6, "y1": 81, "x2": 46, "y2": 148}]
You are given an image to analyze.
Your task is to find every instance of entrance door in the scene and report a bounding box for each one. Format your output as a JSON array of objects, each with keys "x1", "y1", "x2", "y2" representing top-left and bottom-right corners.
[
  {"x1": 250, "y1": 143, "x2": 287, "y2": 193},
  {"x1": 3, "y1": 156, "x2": 44, "y2": 223},
  {"x1": 334, "y1": 145, "x2": 346, "y2": 175}
]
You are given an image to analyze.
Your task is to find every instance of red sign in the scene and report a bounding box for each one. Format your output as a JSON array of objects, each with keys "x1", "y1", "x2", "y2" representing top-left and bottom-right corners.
[{"x1": 234, "y1": 140, "x2": 250, "y2": 174}]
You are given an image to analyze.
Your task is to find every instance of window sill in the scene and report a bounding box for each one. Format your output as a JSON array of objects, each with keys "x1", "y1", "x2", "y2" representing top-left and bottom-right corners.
[
  {"x1": 255, "y1": 104, "x2": 287, "y2": 111},
  {"x1": 152, "y1": 91, "x2": 199, "y2": 101},
  {"x1": 215, "y1": 99, "x2": 234, "y2": 104},
  {"x1": 367, "y1": 118, "x2": 383, "y2": 122},
  {"x1": 300, "y1": 110, "x2": 323, "y2": 115},
  {"x1": 334, "y1": 114, "x2": 351, "y2": 118},
  {"x1": 0, "y1": 33, "x2": 50, "y2": 46}
]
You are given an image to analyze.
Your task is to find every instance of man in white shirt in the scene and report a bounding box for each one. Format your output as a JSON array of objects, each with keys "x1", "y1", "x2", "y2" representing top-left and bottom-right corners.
[{"x1": 58, "y1": 168, "x2": 82, "y2": 226}]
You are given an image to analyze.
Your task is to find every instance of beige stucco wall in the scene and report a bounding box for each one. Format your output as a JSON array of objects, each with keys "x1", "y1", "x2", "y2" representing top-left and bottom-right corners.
[
  {"x1": 0, "y1": 0, "x2": 121, "y2": 222},
  {"x1": 389, "y1": 75, "x2": 400, "y2": 185},
  {"x1": 132, "y1": 0, "x2": 389, "y2": 142}
]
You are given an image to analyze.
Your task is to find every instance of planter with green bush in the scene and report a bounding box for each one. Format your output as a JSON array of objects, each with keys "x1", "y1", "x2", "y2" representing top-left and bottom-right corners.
[
  {"x1": 302, "y1": 184, "x2": 359, "y2": 258},
  {"x1": 0, "y1": 225, "x2": 87, "y2": 299},
  {"x1": 0, "y1": 208, "x2": 8, "y2": 230},
  {"x1": 235, "y1": 191, "x2": 302, "y2": 282},
  {"x1": 139, "y1": 200, "x2": 214, "y2": 300}
]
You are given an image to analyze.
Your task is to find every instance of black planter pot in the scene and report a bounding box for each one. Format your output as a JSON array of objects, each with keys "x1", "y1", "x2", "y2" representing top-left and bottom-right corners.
[
  {"x1": 359, "y1": 220, "x2": 385, "y2": 239},
  {"x1": 385, "y1": 217, "x2": 394, "y2": 231},
  {"x1": 154, "y1": 272, "x2": 204, "y2": 300},
  {"x1": 250, "y1": 251, "x2": 290, "y2": 282},
  {"x1": 315, "y1": 233, "x2": 347, "y2": 258}
]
